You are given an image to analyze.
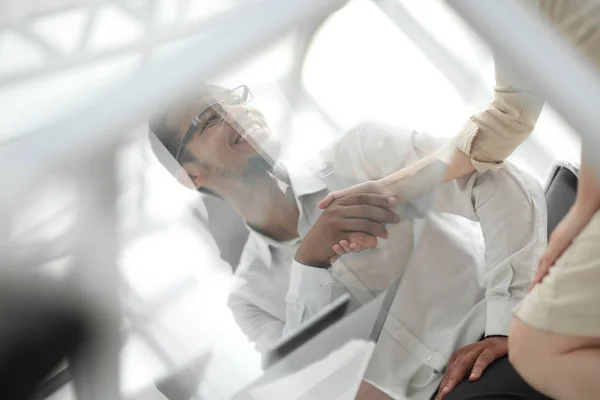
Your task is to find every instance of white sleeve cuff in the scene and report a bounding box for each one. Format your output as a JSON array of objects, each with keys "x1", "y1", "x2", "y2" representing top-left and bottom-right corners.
[
  {"x1": 485, "y1": 297, "x2": 518, "y2": 337},
  {"x1": 289, "y1": 260, "x2": 335, "y2": 303}
]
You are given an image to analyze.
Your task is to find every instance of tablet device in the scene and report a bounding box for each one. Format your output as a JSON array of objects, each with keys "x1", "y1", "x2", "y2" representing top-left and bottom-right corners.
[{"x1": 263, "y1": 292, "x2": 351, "y2": 368}]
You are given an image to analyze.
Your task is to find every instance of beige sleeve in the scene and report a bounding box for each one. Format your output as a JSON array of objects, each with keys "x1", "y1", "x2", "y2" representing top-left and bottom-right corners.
[{"x1": 454, "y1": 0, "x2": 600, "y2": 172}]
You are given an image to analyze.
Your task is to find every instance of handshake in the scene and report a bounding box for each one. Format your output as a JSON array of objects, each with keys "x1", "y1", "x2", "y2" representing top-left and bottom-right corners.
[{"x1": 294, "y1": 188, "x2": 399, "y2": 268}]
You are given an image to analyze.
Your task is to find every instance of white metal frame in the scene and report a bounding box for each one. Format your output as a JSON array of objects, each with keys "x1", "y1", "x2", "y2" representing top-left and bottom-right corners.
[
  {"x1": 2, "y1": 0, "x2": 600, "y2": 398},
  {"x1": 0, "y1": 1, "x2": 347, "y2": 398}
]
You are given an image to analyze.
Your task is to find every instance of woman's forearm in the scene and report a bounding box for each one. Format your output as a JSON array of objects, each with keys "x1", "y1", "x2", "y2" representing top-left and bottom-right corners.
[
  {"x1": 576, "y1": 159, "x2": 600, "y2": 214},
  {"x1": 443, "y1": 148, "x2": 476, "y2": 182},
  {"x1": 378, "y1": 146, "x2": 475, "y2": 199}
]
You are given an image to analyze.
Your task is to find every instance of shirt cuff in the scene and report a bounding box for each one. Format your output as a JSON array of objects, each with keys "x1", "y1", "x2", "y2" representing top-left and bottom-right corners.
[
  {"x1": 453, "y1": 118, "x2": 504, "y2": 173},
  {"x1": 485, "y1": 297, "x2": 518, "y2": 337},
  {"x1": 288, "y1": 259, "x2": 335, "y2": 300}
]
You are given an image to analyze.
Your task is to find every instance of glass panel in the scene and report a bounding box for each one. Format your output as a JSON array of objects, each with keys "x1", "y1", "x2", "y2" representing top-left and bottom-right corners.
[
  {"x1": 302, "y1": 0, "x2": 473, "y2": 139},
  {"x1": 0, "y1": 1, "x2": 587, "y2": 399}
]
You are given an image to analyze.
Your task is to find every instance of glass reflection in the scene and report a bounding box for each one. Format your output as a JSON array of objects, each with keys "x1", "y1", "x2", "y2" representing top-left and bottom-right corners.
[{"x1": 148, "y1": 81, "x2": 546, "y2": 399}]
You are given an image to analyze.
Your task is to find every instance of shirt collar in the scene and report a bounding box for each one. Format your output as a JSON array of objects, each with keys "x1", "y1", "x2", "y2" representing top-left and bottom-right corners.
[{"x1": 286, "y1": 160, "x2": 331, "y2": 199}]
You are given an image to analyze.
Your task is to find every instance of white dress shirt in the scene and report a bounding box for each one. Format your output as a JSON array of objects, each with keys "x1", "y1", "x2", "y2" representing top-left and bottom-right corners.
[{"x1": 228, "y1": 121, "x2": 547, "y2": 399}]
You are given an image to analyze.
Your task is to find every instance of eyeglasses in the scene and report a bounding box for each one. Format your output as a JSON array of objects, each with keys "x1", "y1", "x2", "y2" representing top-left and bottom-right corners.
[{"x1": 174, "y1": 85, "x2": 253, "y2": 163}]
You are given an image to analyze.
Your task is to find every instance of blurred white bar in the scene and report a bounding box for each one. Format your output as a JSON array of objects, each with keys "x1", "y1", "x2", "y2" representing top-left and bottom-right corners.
[
  {"x1": 374, "y1": 0, "x2": 490, "y2": 106},
  {"x1": 0, "y1": 2, "x2": 271, "y2": 87},
  {"x1": 0, "y1": 0, "x2": 346, "y2": 213},
  {"x1": 448, "y1": 0, "x2": 600, "y2": 176},
  {"x1": 70, "y1": 147, "x2": 121, "y2": 400}
]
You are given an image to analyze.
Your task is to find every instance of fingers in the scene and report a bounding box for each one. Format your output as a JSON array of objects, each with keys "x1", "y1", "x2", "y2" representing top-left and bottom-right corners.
[
  {"x1": 343, "y1": 219, "x2": 388, "y2": 239},
  {"x1": 529, "y1": 258, "x2": 552, "y2": 291},
  {"x1": 318, "y1": 187, "x2": 359, "y2": 209},
  {"x1": 330, "y1": 239, "x2": 367, "y2": 263},
  {"x1": 336, "y1": 193, "x2": 397, "y2": 209},
  {"x1": 530, "y1": 229, "x2": 571, "y2": 290},
  {"x1": 318, "y1": 181, "x2": 391, "y2": 210},
  {"x1": 436, "y1": 368, "x2": 466, "y2": 400},
  {"x1": 318, "y1": 193, "x2": 336, "y2": 210},
  {"x1": 333, "y1": 243, "x2": 346, "y2": 256},
  {"x1": 339, "y1": 240, "x2": 353, "y2": 253},
  {"x1": 469, "y1": 349, "x2": 496, "y2": 381},
  {"x1": 349, "y1": 242, "x2": 367, "y2": 252},
  {"x1": 541, "y1": 240, "x2": 567, "y2": 269},
  {"x1": 330, "y1": 240, "x2": 368, "y2": 264},
  {"x1": 436, "y1": 353, "x2": 478, "y2": 400},
  {"x1": 435, "y1": 373, "x2": 462, "y2": 400},
  {"x1": 347, "y1": 233, "x2": 378, "y2": 249},
  {"x1": 329, "y1": 246, "x2": 342, "y2": 264},
  {"x1": 343, "y1": 204, "x2": 400, "y2": 225}
]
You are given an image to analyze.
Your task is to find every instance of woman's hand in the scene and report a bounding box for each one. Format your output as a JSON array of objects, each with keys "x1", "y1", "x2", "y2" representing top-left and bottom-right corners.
[
  {"x1": 317, "y1": 180, "x2": 396, "y2": 210},
  {"x1": 295, "y1": 193, "x2": 398, "y2": 268},
  {"x1": 320, "y1": 147, "x2": 477, "y2": 263},
  {"x1": 531, "y1": 161, "x2": 600, "y2": 290},
  {"x1": 531, "y1": 204, "x2": 594, "y2": 290},
  {"x1": 318, "y1": 146, "x2": 463, "y2": 210},
  {"x1": 329, "y1": 240, "x2": 368, "y2": 264}
]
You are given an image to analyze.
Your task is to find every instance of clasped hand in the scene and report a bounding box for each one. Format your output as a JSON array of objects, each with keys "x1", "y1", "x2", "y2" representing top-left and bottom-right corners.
[{"x1": 294, "y1": 193, "x2": 398, "y2": 268}]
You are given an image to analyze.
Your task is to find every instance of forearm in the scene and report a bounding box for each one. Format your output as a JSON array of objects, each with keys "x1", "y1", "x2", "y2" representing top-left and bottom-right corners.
[
  {"x1": 575, "y1": 158, "x2": 600, "y2": 213},
  {"x1": 378, "y1": 146, "x2": 475, "y2": 200},
  {"x1": 444, "y1": 148, "x2": 477, "y2": 182}
]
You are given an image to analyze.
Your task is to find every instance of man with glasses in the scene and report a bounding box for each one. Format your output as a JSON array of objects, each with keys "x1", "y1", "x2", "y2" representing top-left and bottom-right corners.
[{"x1": 149, "y1": 84, "x2": 548, "y2": 399}]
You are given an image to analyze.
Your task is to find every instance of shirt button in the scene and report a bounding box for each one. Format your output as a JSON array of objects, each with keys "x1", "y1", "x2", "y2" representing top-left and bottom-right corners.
[
  {"x1": 323, "y1": 282, "x2": 331, "y2": 288},
  {"x1": 426, "y1": 355, "x2": 433, "y2": 361}
]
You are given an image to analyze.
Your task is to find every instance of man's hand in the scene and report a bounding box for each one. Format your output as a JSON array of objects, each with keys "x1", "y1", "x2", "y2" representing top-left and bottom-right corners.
[
  {"x1": 294, "y1": 193, "x2": 398, "y2": 268},
  {"x1": 435, "y1": 336, "x2": 508, "y2": 400}
]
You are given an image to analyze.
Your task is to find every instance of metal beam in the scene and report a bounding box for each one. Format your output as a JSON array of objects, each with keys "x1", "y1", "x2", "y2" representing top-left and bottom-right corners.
[
  {"x1": 0, "y1": 0, "x2": 347, "y2": 213},
  {"x1": 374, "y1": 0, "x2": 489, "y2": 106}
]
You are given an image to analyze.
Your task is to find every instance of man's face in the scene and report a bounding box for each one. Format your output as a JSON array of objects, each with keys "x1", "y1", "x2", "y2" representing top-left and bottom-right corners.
[{"x1": 173, "y1": 89, "x2": 275, "y2": 182}]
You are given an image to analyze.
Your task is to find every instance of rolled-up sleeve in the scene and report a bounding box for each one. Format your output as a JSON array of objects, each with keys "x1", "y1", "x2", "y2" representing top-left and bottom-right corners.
[
  {"x1": 453, "y1": 67, "x2": 544, "y2": 172},
  {"x1": 455, "y1": 0, "x2": 600, "y2": 172}
]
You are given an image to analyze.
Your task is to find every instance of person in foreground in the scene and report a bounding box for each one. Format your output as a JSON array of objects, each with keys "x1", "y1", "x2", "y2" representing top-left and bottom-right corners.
[
  {"x1": 320, "y1": 1, "x2": 600, "y2": 399},
  {"x1": 148, "y1": 84, "x2": 550, "y2": 399}
]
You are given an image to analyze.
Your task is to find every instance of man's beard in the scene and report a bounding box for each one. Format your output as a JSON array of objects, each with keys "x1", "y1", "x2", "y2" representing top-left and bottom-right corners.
[
  {"x1": 211, "y1": 138, "x2": 281, "y2": 182},
  {"x1": 242, "y1": 138, "x2": 281, "y2": 180},
  {"x1": 212, "y1": 148, "x2": 278, "y2": 181},
  {"x1": 242, "y1": 154, "x2": 274, "y2": 179}
]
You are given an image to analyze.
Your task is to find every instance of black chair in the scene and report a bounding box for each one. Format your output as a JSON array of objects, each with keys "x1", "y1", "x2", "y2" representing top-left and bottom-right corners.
[{"x1": 544, "y1": 161, "x2": 579, "y2": 238}]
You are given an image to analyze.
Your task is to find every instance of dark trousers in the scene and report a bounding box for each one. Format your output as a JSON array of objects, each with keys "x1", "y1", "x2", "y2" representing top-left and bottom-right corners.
[{"x1": 435, "y1": 356, "x2": 552, "y2": 400}]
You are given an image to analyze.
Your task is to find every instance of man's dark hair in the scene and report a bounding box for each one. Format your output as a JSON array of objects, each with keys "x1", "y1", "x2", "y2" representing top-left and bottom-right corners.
[{"x1": 148, "y1": 85, "x2": 229, "y2": 197}]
